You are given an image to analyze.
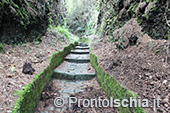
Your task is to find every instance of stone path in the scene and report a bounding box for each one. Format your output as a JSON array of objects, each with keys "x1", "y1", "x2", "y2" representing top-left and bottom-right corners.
[
  {"x1": 35, "y1": 78, "x2": 97, "y2": 113},
  {"x1": 35, "y1": 43, "x2": 118, "y2": 113},
  {"x1": 53, "y1": 43, "x2": 96, "y2": 80},
  {"x1": 35, "y1": 43, "x2": 98, "y2": 113}
]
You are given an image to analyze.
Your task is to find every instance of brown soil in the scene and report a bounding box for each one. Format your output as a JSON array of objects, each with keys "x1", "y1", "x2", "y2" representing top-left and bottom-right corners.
[
  {"x1": 114, "y1": 18, "x2": 143, "y2": 49},
  {"x1": 91, "y1": 19, "x2": 170, "y2": 113},
  {"x1": 0, "y1": 30, "x2": 69, "y2": 113}
]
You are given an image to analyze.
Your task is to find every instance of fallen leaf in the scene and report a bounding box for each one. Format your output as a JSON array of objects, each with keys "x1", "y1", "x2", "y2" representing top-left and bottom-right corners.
[{"x1": 7, "y1": 75, "x2": 12, "y2": 78}]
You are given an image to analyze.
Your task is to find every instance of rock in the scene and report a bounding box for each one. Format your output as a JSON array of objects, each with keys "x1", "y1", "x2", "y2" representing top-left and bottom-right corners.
[
  {"x1": 113, "y1": 19, "x2": 142, "y2": 49},
  {"x1": 107, "y1": 60, "x2": 122, "y2": 69},
  {"x1": 145, "y1": 2, "x2": 156, "y2": 16},
  {"x1": 41, "y1": 111, "x2": 48, "y2": 113},
  {"x1": 163, "y1": 80, "x2": 167, "y2": 84},
  {"x1": 149, "y1": 76, "x2": 152, "y2": 79},
  {"x1": 119, "y1": 7, "x2": 126, "y2": 18},
  {"x1": 7, "y1": 75, "x2": 13, "y2": 78},
  {"x1": 164, "y1": 104, "x2": 168, "y2": 108},
  {"x1": 155, "y1": 74, "x2": 162, "y2": 80},
  {"x1": 150, "y1": 81, "x2": 156, "y2": 85},
  {"x1": 22, "y1": 62, "x2": 35, "y2": 75},
  {"x1": 46, "y1": 106, "x2": 54, "y2": 111},
  {"x1": 135, "y1": 2, "x2": 147, "y2": 15},
  {"x1": 157, "y1": 108, "x2": 163, "y2": 112}
]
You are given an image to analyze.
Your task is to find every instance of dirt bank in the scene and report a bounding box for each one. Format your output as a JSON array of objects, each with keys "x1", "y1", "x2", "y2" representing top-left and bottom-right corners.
[
  {"x1": 92, "y1": 20, "x2": 170, "y2": 112},
  {"x1": 0, "y1": 31, "x2": 69, "y2": 113}
]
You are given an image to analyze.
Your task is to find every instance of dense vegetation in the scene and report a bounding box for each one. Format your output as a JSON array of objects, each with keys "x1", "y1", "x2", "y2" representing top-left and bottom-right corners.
[
  {"x1": 0, "y1": 0, "x2": 170, "y2": 44},
  {"x1": 0, "y1": 0, "x2": 62, "y2": 44},
  {"x1": 0, "y1": 0, "x2": 99, "y2": 44},
  {"x1": 96, "y1": 0, "x2": 170, "y2": 40},
  {"x1": 63, "y1": 0, "x2": 99, "y2": 36}
]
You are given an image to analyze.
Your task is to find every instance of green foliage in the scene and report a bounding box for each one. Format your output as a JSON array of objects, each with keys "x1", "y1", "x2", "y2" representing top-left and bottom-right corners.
[
  {"x1": 0, "y1": 0, "x2": 63, "y2": 44},
  {"x1": 0, "y1": 1, "x2": 40, "y2": 28},
  {"x1": 78, "y1": 37, "x2": 90, "y2": 45},
  {"x1": 149, "y1": 42, "x2": 153, "y2": 47},
  {"x1": 155, "y1": 50, "x2": 159, "y2": 54},
  {"x1": 10, "y1": 66, "x2": 15, "y2": 73},
  {"x1": 0, "y1": 43, "x2": 4, "y2": 53},
  {"x1": 55, "y1": 25, "x2": 79, "y2": 42},
  {"x1": 35, "y1": 41, "x2": 40, "y2": 45},
  {"x1": 97, "y1": 0, "x2": 170, "y2": 40},
  {"x1": 161, "y1": 46, "x2": 164, "y2": 50},
  {"x1": 64, "y1": 0, "x2": 99, "y2": 36},
  {"x1": 109, "y1": 36, "x2": 114, "y2": 43}
]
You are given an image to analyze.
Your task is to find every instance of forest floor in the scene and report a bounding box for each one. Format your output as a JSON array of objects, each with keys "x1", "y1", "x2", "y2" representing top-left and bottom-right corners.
[
  {"x1": 0, "y1": 30, "x2": 70, "y2": 113},
  {"x1": 91, "y1": 20, "x2": 170, "y2": 112}
]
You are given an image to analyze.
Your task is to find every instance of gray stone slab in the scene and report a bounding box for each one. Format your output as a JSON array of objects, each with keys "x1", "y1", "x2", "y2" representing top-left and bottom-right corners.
[
  {"x1": 65, "y1": 54, "x2": 90, "y2": 63},
  {"x1": 71, "y1": 49, "x2": 89, "y2": 54},
  {"x1": 53, "y1": 61, "x2": 96, "y2": 80},
  {"x1": 78, "y1": 43, "x2": 88, "y2": 47},
  {"x1": 75, "y1": 46, "x2": 89, "y2": 50}
]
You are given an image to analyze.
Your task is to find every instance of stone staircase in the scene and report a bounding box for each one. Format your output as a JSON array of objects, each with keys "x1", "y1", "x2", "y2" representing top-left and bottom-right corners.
[{"x1": 53, "y1": 43, "x2": 96, "y2": 80}]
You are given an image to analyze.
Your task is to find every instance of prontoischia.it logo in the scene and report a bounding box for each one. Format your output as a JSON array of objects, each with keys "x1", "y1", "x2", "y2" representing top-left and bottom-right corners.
[{"x1": 54, "y1": 97, "x2": 160, "y2": 108}]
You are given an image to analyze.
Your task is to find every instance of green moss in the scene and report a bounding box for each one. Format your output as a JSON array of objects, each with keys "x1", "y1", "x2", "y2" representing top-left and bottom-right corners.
[
  {"x1": 90, "y1": 52, "x2": 145, "y2": 113},
  {"x1": 0, "y1": 43, "x2": 4, "y2": 53},
  {"x1": 12, "y1": 42, "x2": 78, "y2": 113}
]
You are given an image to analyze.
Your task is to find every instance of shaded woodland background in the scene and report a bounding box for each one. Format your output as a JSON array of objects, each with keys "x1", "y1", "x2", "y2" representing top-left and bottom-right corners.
[{"x1": 0, "y1": 0, "x2": 170, "y2": 47}]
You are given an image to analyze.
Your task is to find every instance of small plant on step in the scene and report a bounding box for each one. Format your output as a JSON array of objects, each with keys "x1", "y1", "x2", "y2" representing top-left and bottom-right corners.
[
  {"x1": 155, "y1": 50, "x2": 159, "y2": 54},
  {"x1": 10, "y1": 66, "x2": 15, "y2": 73},
  {"x1": 148, "y1": 41, "x2": 153, "y2": 47},
  {"x1": 161, "y1": 46, "x2": 164, "y2": 50}
]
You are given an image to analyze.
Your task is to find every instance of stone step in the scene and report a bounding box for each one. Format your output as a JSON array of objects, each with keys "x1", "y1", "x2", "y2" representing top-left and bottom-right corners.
[
  {"x1": 75, "y1": 46, "x2": 89, "y2": 50},
  {"x1": 53, "y1": 61, "x2": 96, "y2": 80},
  {"x1": 78, "y1": 43, "x2": 88, "y2": 47},
  {"x1": 71, "y1": 49, "x2": 89, "y2": 54},
  {"x1": 65, "y1": 54, "x2": 90, "y2": 63}
]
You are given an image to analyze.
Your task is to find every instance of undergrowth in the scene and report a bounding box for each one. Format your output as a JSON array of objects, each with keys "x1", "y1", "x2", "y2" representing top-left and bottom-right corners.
[{"x1": 54, "y1": 25, "x2": 79, "y2": 42}]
